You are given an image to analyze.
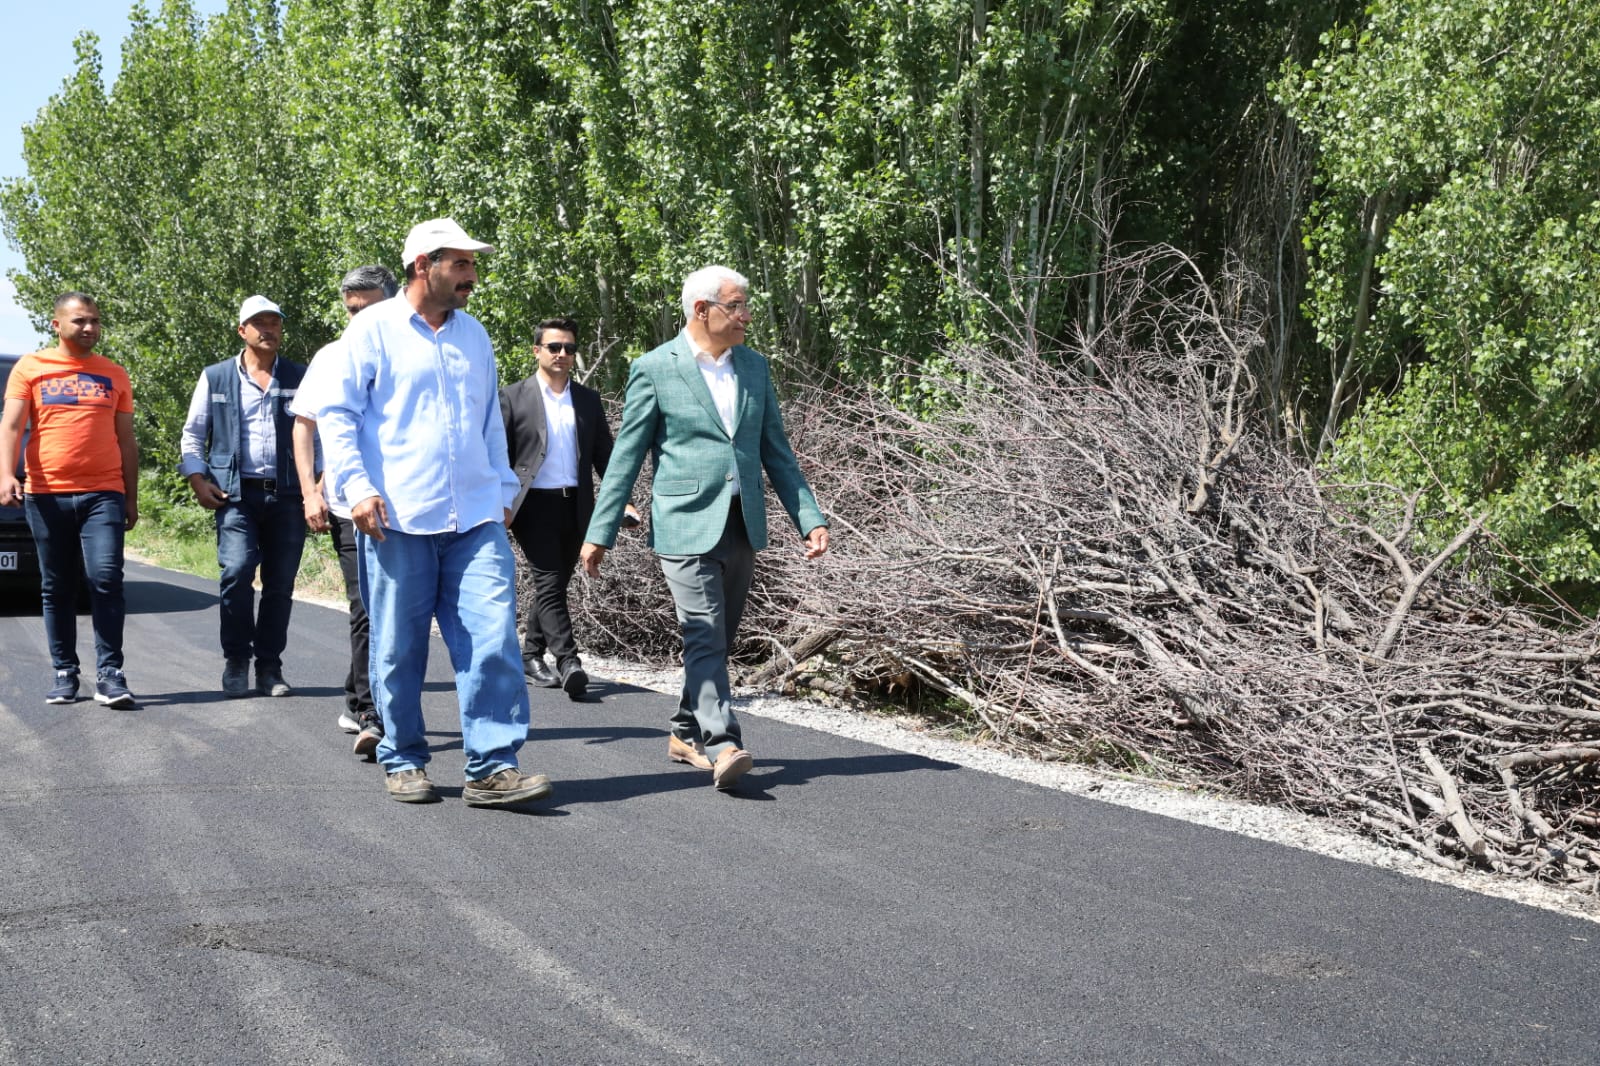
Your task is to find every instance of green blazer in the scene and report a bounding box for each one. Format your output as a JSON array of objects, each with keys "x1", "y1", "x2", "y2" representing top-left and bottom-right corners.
[{"x1": 585, "y1": 334, "x2": 826, "y2": 555}]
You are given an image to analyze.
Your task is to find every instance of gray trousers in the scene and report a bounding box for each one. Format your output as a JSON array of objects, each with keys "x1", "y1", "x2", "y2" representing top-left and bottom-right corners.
[{"x1": 658, "y1": 498, "x2": 755, "y2": 758}]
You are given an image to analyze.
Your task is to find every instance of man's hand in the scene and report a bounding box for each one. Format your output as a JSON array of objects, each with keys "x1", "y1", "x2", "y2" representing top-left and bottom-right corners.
[
  {"x1": 188, "y1": 474, "x2": 230, "y2": 511},
  {"x1": 303, "y1": 488, "x2": 330, "y2": 532},
  {"x1": 803, "y1": 525, "x2": 829, "y2": 560},
  {"x1": 351, "y1": 495, "x2": 390, "y2": 541},
  {"x1": 580, "y1": 542, "x2": 607, "y2": 578},
  {"x1": 124, "y1": 499, "x2": 139, "y2": 532},
  {"x1": 0, "y1": 475, "x2": 21, "y2": 507},
  {"x1": 504, "y1": 507, "x2": 514, "y2": 527}
]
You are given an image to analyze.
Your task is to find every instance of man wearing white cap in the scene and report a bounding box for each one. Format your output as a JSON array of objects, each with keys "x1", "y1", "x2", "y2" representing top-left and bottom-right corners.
[
  {"x1": 312, "y1": 219, "x2": 552, "y2": 807},
  {"x1": 178, "y1": 294, "x2": 309, "y2": 698}
]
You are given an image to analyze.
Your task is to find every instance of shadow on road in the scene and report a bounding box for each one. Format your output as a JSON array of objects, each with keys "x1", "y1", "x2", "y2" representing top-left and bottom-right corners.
[
  {"x1": 546, "y1": 750, "x2": 958, "y2": 807},
  {"x1": 740, "y1": 752, "x2": 960, "y2": 794},
  {"x1": 125, "y1": 580, "x2": 217, "y2": 615}
]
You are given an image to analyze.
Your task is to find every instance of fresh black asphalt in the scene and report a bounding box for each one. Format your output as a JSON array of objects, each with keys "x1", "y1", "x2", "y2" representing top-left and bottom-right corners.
[{"x1": 0, "y1": 559, "x2": 1596, "y2": 1065}]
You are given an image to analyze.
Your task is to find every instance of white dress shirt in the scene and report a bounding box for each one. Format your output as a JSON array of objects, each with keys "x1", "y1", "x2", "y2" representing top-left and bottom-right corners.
[
  {"x1": 687, "y1": 332, "x2": 740, "y2": 496},
  {"x1": 529, "y1": 377, "x2": 578, "y2": 489}
]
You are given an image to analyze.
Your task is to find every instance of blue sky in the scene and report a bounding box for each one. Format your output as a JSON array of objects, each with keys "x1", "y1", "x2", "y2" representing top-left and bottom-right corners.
[{"x1": 0, "y1": 1, "x2": 226, "y2": 354}]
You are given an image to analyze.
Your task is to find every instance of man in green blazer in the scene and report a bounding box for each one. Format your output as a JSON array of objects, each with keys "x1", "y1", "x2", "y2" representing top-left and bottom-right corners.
[{"x1": 581, "y1": 265, "x2": 828, "y2": 790}]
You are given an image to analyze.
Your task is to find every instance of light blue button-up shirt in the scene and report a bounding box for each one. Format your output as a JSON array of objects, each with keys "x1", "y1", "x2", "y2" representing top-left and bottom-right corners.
[{"x1": 311, "y1": 294, "x2": 519, "y2": 535}]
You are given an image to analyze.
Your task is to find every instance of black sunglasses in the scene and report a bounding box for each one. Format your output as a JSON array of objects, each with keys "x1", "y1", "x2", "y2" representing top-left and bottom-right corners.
[{"x1": 543, "y1": 342, "x2": 578, "y2": 355}]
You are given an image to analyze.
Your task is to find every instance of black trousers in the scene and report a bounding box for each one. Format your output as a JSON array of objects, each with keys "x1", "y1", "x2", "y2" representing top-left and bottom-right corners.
[
  {"x1": 510, "y1": 491, "x2": 584, "y2": 670},
  {"x1": 330, "y1": 512, "x2": 376, "y2": 726}
]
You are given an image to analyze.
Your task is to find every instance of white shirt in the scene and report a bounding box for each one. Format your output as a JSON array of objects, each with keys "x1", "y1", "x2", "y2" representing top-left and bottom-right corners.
[
  {"x1": 688, "y1": 332, "x2": 740, "y2": 496},
  {"x1": 289, "y1": 339, "x2": 350, "y2": 518},
  {"x1": 529, "y1": 376, "x2": 578, "y2": 489}
]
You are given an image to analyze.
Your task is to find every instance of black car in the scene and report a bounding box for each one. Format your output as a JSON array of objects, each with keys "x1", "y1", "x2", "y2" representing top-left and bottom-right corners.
[{"x1": 0, "y1": 353, "x2": 42, "y2": 597}]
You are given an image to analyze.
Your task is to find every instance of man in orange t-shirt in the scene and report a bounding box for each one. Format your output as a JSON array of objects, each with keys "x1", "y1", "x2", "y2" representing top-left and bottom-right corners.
[{"x1": 0, "y1": 292, "x2": 140, "y2": 707}]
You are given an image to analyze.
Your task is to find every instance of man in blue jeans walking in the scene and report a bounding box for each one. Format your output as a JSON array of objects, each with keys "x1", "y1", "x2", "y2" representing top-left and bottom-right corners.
[
  {"x1": 178, "y1": 295, "x2": 308, "y2": 698},
  {"x1": 0, "y1": 292, "x2": 139, "y2": 707},
  {"x1": 314, "y1": 218, "x2": 552, "y2": 808}
]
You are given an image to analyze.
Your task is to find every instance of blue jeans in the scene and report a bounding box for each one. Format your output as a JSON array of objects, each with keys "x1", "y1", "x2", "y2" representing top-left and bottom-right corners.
[
  {"x1": 215, "y1": 480, "x2": 306, "y2": 668},
  {"x1": 24, "y1": 491, "x2": 127, "y2": 677},
  {"x1": 359, "y1": 520, "x2": 529, "y2": 779}
]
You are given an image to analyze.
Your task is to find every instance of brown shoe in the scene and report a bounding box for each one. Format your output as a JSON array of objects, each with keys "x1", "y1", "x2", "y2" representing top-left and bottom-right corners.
[
  {"x1": 712, "y1": 747, "x2": 753, "y2": 790},
  {"x1": 463, "y1": 767, "x2": 553, "y2": 808},
  {"x1": 669, "y1": 734, "x2": 713, "y2": 770},
  {"x1": 385, "y1": 768, "x2": 438, "y2": 804}
]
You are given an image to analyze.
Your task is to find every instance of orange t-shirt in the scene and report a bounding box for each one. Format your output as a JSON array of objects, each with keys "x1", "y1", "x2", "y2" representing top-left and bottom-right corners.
[{"x1": 4, "y1": 346, "x2": 135, "y2": 494}]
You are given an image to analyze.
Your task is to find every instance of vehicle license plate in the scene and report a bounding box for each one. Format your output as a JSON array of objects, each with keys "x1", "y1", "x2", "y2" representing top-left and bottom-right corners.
[{"x1": 0, "y1": 552, "x2": 16, "y2": 570}]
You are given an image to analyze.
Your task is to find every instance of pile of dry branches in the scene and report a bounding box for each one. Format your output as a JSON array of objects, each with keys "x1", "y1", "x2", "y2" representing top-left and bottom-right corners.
[{"x1": 566, "y1": 250, "x2": 1600, "y2": 888}]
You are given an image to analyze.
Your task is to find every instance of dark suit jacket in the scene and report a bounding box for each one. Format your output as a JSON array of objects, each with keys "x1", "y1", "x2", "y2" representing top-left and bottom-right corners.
[{"x1": 499, "y1": 374, "x2": 614, "y2": 533}]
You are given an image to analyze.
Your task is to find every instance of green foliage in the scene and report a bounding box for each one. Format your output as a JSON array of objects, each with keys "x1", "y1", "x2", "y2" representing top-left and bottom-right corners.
[
  {"x1": 4, "y1": 0, "x2": 1246, "y2": 444},
  {"x1": 1283, "y1": 0, "x2": 1600, "y2": 602}
]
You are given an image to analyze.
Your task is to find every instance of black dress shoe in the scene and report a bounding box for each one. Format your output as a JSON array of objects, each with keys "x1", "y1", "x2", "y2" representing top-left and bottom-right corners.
[
  {"x1": 524, "y1": 658, "x2": 559, "y2": 688},
  {"x1": 560, "y1": 663, "x2": 588, "y2": 700}
]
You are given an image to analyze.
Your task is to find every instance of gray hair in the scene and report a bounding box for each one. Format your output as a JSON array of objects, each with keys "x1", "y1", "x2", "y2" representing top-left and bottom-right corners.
[
  {"x1": 680, "y1": 265, "x2": 749, "y2": 320},
  {"x1": 339, "y1": 264, "x2": 399, "y2": 298}
]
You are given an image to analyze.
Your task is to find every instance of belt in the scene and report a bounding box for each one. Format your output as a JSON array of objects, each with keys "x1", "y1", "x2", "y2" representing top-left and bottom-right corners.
[
  {"x1": 240, "y1": 477, "x2": 279, "y2": 493},
  {"x1": 528, "y1": 486, "x2": 579, "y2": 497}
]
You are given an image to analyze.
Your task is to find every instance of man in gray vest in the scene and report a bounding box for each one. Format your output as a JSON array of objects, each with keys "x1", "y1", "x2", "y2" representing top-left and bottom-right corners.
[{"x1": 178, "y1": 295, "x2": 309, "y2": 698}]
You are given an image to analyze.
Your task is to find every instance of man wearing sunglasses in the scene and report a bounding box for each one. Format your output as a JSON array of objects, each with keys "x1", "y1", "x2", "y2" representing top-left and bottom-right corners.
[
  {"x1": 580, "y1": 266, "x2": 828, "y2": 791},
  {"x1": 500, "y1": 317, "x2": 634, "y2": 699},
  {"x1": 289, "y1": 265, "x2": 398, "y2": 758}
]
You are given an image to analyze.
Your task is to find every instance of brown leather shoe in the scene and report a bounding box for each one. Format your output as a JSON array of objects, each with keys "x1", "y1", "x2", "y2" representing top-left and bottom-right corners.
[
  {"x1": 712, "y1": 747, "x2": 753, "y2": 790},
  {"x1": 669, "y1": 734, "x2": 713, "y2": 770},
  {"x1": 385, "y1": 768, "x2": 439, "y2": 804},
  {"x1": 463, "y1": 768, "x2": 553, "y2": 808}
]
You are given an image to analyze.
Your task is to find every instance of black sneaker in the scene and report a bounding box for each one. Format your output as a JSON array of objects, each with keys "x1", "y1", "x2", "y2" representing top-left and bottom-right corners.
[
  {"x1": 46, "y1": 670, "x2": 79, "y2": 705},
  {"x1": 353, "y1": 723, "x2": 382, "y2": 761},
  {"x1": 222, "y1": 657, "x2": 251, "y2": 698},
  {"x1": 94, "y1": 671, "x2": 137, "y2": 709},
  {"x1": 256, "y1": 666, "x2": 292, "y2": 697}
]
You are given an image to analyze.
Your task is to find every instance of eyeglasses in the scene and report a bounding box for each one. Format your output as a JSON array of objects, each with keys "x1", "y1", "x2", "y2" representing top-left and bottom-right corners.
[
  {"x1": 706, "y1": 300, "x2": 755, "y2": 318},
  {"x1": 543, "y1": 342, "x2": 578, "y2": 355}
]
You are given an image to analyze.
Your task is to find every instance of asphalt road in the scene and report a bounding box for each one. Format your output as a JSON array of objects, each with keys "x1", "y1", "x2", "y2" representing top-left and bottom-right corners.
[{"x1": 1, "y1": 560, "x2": 1597, "y2": 1065}]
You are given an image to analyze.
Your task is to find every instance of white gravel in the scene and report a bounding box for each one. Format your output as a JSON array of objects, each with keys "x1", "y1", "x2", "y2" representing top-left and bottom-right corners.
[{"x1": 592, "y1": 653, "x2": 1600, "y2": 926}]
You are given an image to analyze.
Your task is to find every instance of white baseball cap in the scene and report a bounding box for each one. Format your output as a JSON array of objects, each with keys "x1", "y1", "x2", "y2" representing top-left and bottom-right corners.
[
  {"x1": 401, "y1": 217, "x2": 495, "y2": 264},
  {"x1": 238, "y1": 294, "x2": 283, "y2": 325}
]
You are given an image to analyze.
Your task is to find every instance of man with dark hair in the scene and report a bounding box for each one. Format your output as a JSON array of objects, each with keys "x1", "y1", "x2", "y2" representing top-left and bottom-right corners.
[
  {"x1": 179, "y1": 295, "x2": 308, "y2": 698},
  {"x1": 0, "y1": 292, "x2": 139, "y2": 707},
  {"x1": 312, "y1": 218, "x2": 551, "y2": 807},
  {"x1": 290, "y1": 265, "x2": 398, "y2": 757},
  {"x1": 500, "y1": 317, "x2": 635, "y2": 698}
]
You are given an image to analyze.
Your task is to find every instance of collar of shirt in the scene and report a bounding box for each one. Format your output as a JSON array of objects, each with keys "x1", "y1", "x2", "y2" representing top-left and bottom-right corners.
[
  {"x1": 688, "y1": 334, "x2": 733, "y2": 367},
  {"x1": 236, "y1": 352, "x2": 279, "y2": 388},
  {"x1": 540, "y1": 377, "x2": 573, "y2": 404}
]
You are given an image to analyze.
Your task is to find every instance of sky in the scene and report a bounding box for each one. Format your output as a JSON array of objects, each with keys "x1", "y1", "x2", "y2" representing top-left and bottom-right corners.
[{"x1": 0, "y1": 1, "x2": 227, "y2": 354}]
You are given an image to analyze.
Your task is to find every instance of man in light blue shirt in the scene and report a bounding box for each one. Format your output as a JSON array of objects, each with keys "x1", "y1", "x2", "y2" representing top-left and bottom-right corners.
[{"x1": 313, "y1": 218, "x2": 551, "y2": 807}]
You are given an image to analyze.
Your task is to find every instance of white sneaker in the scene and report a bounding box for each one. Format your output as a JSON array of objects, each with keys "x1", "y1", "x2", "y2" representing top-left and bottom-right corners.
[{"x1": 337, "y1": 712, "x2": 361, "y2": 734}]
